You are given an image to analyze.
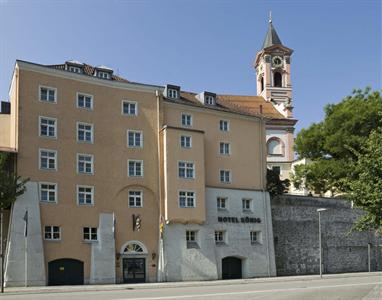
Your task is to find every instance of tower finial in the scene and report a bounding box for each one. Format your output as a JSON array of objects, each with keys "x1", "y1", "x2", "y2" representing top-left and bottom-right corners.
[{"x1": 269, "y1": 11, "x2": 272, "y2": 23}]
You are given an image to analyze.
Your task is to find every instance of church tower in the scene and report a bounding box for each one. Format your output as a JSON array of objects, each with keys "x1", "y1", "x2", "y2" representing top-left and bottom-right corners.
[{"x1": 254, "y1": 15, "x2": 294, "y2": 118}]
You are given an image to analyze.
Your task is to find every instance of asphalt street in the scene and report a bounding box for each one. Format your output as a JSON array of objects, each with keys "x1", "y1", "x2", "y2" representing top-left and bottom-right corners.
[{"x1": 1, "y1": 273, "x2": 381, "y2": 300}]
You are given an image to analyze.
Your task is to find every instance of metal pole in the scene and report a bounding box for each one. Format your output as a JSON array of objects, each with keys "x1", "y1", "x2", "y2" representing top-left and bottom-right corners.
[
  {"x1": 24, "y1": 235, "x2": 27, "y2": 287},
  {"x1": 318, "y1": 211, "x2": 322, "y2": 278},
  {"x1": 1, "y1": 209, "x2": 3, "y2": 293},
  {"x1": 368, "y1": 243, "x2": 371, "y2": 272}
]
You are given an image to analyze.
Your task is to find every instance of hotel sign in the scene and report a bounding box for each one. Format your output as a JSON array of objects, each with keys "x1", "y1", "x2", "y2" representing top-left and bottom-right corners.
[{"x1": 217, "y1": 216, "x2": 261, "y2": 224}]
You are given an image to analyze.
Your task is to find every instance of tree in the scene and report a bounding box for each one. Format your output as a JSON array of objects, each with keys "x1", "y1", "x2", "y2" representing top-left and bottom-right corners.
[
  {"x1": 347, "y1": 130, "x2": 382, "y2": 233},
  {"x1": 0, "y1": 152, "x2": 28, "y2": 292},
  {"x1": 293, "y1": 88, "x2": 382, "y2": 196},
  {"x1": 266, "y1": 168, "x2": 290, "y2": 197}
]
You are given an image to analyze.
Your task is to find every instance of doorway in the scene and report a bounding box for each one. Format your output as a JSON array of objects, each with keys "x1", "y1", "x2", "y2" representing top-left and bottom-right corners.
[
  {"x1": 122, "y1": 257, "x2": 146, "y2": 283},
  {"x1": 48, "y1": 258, "x2": 84, "y2": 285},
  {"x1": 222, "y1": 257, "x2": 242, "y2": 279}
]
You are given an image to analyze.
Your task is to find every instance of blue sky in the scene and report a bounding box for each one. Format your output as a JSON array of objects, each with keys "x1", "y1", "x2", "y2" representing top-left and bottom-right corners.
[{"x1": 0, "y1": 0, "x2": 381, "y2": 131}]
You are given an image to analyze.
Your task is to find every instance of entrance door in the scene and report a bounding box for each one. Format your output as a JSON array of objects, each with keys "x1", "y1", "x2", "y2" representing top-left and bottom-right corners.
[
  {"x1": 123, "y1": 258, "x2": 146, "y2": 283},
  {"x1": 222, "y1": 257, "x2": 242, "y2": 280},
  {"x1": 48, "y1": 258, "x2": 84, "y2": 285}
]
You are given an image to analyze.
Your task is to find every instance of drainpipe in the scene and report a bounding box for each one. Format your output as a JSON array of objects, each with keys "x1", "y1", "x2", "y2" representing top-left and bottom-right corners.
[{"x1": 259, "y1": 115, "x2": 271, "y2": 277}]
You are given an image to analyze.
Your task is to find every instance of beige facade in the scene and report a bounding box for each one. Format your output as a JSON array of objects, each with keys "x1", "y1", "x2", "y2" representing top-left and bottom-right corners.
[{"x1": 1, "y1": 19, "x2": 297, "y2": 284}]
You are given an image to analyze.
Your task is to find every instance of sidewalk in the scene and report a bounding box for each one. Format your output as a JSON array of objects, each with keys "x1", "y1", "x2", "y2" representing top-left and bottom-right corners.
[{"x1": 3, "y1": 272, "x2": 382, "y2": 295}]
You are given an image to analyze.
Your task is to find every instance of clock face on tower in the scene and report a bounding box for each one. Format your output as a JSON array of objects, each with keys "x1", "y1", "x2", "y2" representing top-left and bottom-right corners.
[{"x1": 272, "y1": 56, "x2": 283, "y2": 68}]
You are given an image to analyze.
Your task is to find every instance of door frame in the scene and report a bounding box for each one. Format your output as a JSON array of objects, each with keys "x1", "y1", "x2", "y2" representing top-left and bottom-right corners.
[
  {"x1": 122, "y1": 256, "x2": 147, "y2": 283},
  {"x1": 48, "y1": 258, "x2": 84, "y2": 286},
  {"x1": 221, "y1": 256, "x2": 243, "y2": 280}
]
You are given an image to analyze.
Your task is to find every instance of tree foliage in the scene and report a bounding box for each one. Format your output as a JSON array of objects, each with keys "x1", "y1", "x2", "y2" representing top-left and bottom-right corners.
[
  {"x1": 347, "y1": 130, "x2": 382, "y2": 233},
  {"x1": 266, "y1": 168, "x2": 290, "y2": 197},
  {"x1": 0, "y1": 152, "x2": 28, "y2": 210},
  {"x1": 293, "y1": 88, "x2": 382, "y2": 196}
]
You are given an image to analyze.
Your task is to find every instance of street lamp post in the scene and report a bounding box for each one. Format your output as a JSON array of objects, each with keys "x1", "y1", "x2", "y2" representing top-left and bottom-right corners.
[{"x1": 317, "y1": 208, "x2": 328, "y2": 278}]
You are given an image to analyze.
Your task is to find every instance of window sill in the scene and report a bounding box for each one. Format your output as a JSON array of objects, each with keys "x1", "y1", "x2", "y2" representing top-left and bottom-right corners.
[
  {"x1": 186, "y1": 242, "x2": 200, "y2": 249},
  {"x1": 242, "y1": 209, "x2": 253, "y2": 214},
  {"x1": 83, "y1": 240, "x2": 98, "y2": 244},
  {"x1": 215, "y1": 242, "x2": 227, "y2": 246}
]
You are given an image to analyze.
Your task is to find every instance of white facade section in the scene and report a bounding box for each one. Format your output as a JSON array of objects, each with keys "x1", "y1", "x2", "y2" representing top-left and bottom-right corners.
[
  {"x1": 163, "y1": 187, "x2": 276, "y2": 281},
  {"x1": 5, "y1": 182, "x2": 46, "y2": 286}
]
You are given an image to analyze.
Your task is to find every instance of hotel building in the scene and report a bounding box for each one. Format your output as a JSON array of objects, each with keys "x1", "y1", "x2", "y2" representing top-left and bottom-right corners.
[{"x1": 0, "y1": 19, "x2": 296, "y2": 285}]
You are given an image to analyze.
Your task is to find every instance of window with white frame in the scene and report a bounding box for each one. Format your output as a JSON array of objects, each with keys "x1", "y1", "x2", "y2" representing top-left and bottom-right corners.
[
  {"x1": 181, "y1": 113, "x2": 192, "y2": 127},
  {"x1": 77, "y1": 122, "x2": 93, "y2": 143},
  {"x1": 83, "y1": 227, "x2": 98, "y2": 241},
  {"x1": 220, "y1": 170, "x2": 231, "y2": 183},
  {"x1": 250, "y1": 231, "x2": 261, "y2": 244},
  {"x1": 40, "y1": 86, "x2": 56, "y2": 102},
  {"x1": 39, "y1": 149, "x2": 57, "y2": 170},
  {"x1": 186, "y1": 230, "x2": 198, "y2": 248},
  {"x1": 242, "y1": 198, "x2": 252, "y2": 211},
  {"x1": 77, "y1": 186, "x2": 94, "y2": 205},
  {"x1": 77, "y1": 154, "x2": 93, "y2": 174},
  {"x1": 44, "y1": 226, "x2": 60, "y2": 240},
  {"x1": 180, "y1": 135, "x2": 192, "y2": 148},
  {"x1": 219, "y1": 120, "x2": 229, "y2": 132},
  {"x1": 214, "y1": 230, "x2": 225, "y2": 244},
  {"x1": 168, "y1": 89, "x2": 179, "y2": 99},
  {"x1": 40, "y1": 183, "x2": 57, "y2": 203},
  {"x1": 98, "y1": 71, "x2": 110, "y2": 79},
  {"x1": 128, "y1": 190, "x2": 142, "y2": 207},
  {"x1": 39, "y1": 117, "x2": 57, "y2": 138},
  {"x1": 128, "y1": 160, "x2": 143, "y2": 177},
  {"x1": 127, "y1": 130, "x2": 143, "y2": 148},
  {"x1": 178, "y1": 161, "x2": 194, "y2": 179},
  {"x1": 179, "y1": 191, "x2": 195, "y2": 208},
  {"x1": 205, "y1": 95, "x2": 215, "y2": 105},
  {"x1": 122, "y1": 101, "x2": 138, "y2": 116},
  {"x1": 77, "y1": 93, "x2": 93, "y2": 109},
  {"x1": 219, "y1": 142, "x2": 230, "y2": 155},
  {"x1": 69, "y1": 66, "x2": 81, "y2": 73},
  {"x1": 217, "y1": 197, "x2": 227, "y2": 210}
]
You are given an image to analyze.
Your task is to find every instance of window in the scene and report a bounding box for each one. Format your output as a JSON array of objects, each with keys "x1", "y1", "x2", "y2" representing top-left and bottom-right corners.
[
  {"x1": 272, "y1": 166, "x2": 281, "y2": 176},
  {"x1": 39, "y1": 117, "x2": 57, "y2": 138},
  {"x1": 39, "y1": 183, "x2": 57, "y2": 203},
  {"x1": 39, "y1": 86, "x2": 56, "y2": 103},
  {"x1": 129, "y1": 190, "x2": 142, "y2": 207},
  {"x1": 217, "y1": 197, "x2": 227, "y2": 210},
  {"x1": 267, "y1": 138, "x2": 284, "y2": 156},
  {"x1": 178, "y1": 161, "x2": 194, "y2": 179},
  {"x1": 219, "y1": 142, "x2": 230, "y2": 155},
  {"x1": 39, "y1": 149, "x2": 57, "y2": 170},
  {"x1": 274, "y1": 72, "x2": 282, "y2": 87},
  {"x1": 179, "y1": 191, "x2": 195, "y2": 208},
  {"x1": 168, "y1": 89, "x2": 179, "y2": 99},
  {"x1": 181, "y1": 113, "x2": 192, "y2": 127},
  {"x1": 180, "y1": 135, "x2": 192, "y2": 148},
  {"x1": 260, "y1": 76, "x2": 264, "y2": 91},
  {"x1": 215, "y1": 231, "x2": 225, "y2": 244},
  {"x1": 77, "y1": 154, "x2": 93, "y2": 174},
  {"x1": 69, "y1": 66, "x2": 81, "y2": 73},
  {"x1": 219, "y1": 120, "x2": 229, "y2": 132},
  {"x1": 77, "y1": 93, "x2": 93, "y2": 109},
  {"x1": 83, "y1": 227, "x2": 98, "y2": 241},
  {"x1": 98, "y1": 71, "x2": 110, "y2": 79},
  {"x1": 127, "y1": 130, "x2": 143, "y2": 148},
  {"x1": 122, "y1": 101, "x2": 138, "y2": 116},
  {"x1": 250, "y1": 231, "x2": 261, "y2": 244},
  {"x1": 205, "y1": 95, "x2": 215, "y2": 105},
  {"x1": 77, "y1": 122, "x2": 93, "y2": 143},
  {"x1": 220, "y1": 170, "x2": 231, "y2": 183},
  {"x1": 242, "y1": 198, "x2": 252, "y2": 212},
  {"x1": 77, "y1": 185, "x2": 94, "y2": 205},
  {"x1": 186, "y1": 230, "x2": 198, "y2": 248},
  {"x1": 128, "y1": 160, "x2": 143, "y2": 177},
  {"x1": 44, "y1": 226, "x2": 60, "y2": 240}
]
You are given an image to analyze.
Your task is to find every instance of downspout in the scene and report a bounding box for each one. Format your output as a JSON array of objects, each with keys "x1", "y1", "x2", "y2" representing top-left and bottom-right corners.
[
  {"x1": 259, "y1": 114, "x2": 271, "y2": 277},
  {"x1": 155, "y1": 90, "x2": 165, "y2": 282}
]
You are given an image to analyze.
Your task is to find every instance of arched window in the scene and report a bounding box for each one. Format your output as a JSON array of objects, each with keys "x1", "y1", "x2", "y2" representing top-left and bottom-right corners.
[
  {"x1": 274, "y1": 72, "x2": 282, "y2": 87},
  {"x1": 267, "y1": 138, "x2": 284, "y2": 156},
  {"x1": 121, "y1": 240, "x2": 148, "y2": 255},
  {"x1": 260, "y1": 77, "x2": 264, "y2": 91}
]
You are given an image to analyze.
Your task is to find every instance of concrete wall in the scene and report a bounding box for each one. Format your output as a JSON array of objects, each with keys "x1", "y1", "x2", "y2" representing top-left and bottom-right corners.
[{"x1": 271, "y1": 195, "x2": 382, "y2": 276}]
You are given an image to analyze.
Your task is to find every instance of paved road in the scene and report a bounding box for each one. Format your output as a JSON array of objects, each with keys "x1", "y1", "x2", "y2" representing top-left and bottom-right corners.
[{"x1": 2, "y1": 274, "x2": 381, "y2": 300}]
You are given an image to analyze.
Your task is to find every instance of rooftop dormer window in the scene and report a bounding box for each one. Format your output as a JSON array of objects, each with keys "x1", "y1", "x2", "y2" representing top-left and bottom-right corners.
[
  {"x1": 69, "y1": 66, "x2": 81, "y2": 73},
  {"x1": 205, "y1": 95, "x2": 215, "y2": 105},
  {"x1": 97, "y1": 71, "x2": 110, "y2": 79},
  {"x1": 164, "y1": 84, "x2": 181, "y2": 100},
  {"x1": 196, "y1": 91, "x2": 216, "y2": 106}
]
